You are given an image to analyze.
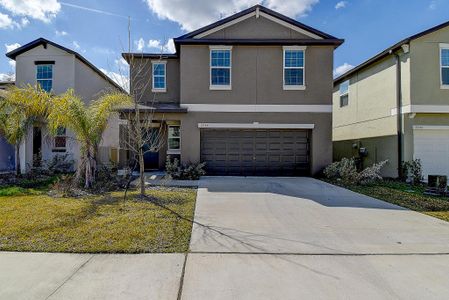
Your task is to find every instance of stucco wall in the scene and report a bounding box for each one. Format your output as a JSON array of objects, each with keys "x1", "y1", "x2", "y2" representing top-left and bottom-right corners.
[
  {"x1": 410, "y1": 26, "x2": 449, "y2": 105},
  {"x1": 333, "y1": 135, "x2": 398, "y2": 178},
  {"x1": 180, "y1": 45, "x2": 333, "y2": 105},
  {"x1": 204, "y1": 15, "x2": 312, "y2": 39},
  {"x1": 130, "y1": 58, "x2": 180, "y2": 105}
]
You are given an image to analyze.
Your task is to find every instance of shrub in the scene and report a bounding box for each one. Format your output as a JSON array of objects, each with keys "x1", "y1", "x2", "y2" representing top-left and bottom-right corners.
[
  {"x1": 165, "y1": 157, "x2": 206, "y2": 180},
  {"x1": 324, "y1": 158, "x2": 388, "y2": 185},
  {"x1": 401, "y1": 159, "x2": 423, "y2": 185},
  {"x1": 324, "y1": 157, "x2": 358, "y2": 184}
]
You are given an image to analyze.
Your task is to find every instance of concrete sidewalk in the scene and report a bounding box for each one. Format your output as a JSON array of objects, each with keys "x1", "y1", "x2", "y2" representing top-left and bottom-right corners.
[{"x1": 0, "y1": 252, "x2": 185, "y2": 300}]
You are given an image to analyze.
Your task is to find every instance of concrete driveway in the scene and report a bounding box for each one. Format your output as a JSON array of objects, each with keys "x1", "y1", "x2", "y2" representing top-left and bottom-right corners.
[{"x1": 182, "y1": 176, "x2": 449, "y2": 299}]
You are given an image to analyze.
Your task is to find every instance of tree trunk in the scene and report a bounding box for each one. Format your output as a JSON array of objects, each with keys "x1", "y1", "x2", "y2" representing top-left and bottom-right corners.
[
  {"x1": 139, "y1": 148, "x2": 145, "y2": 196},
  {"x1": 15, "y1": 144, "x2": 20, "y2": 176}
]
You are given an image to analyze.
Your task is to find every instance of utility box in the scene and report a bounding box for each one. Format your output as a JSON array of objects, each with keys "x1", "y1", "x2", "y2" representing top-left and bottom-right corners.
[{"x1": 426, "y1": 175, "x2": 448, "y2": 196}]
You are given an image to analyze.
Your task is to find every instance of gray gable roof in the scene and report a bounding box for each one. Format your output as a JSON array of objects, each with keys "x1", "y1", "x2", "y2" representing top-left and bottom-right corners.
[{"x1": 6, "y1": 38, "x2": 126, "y2": 93}]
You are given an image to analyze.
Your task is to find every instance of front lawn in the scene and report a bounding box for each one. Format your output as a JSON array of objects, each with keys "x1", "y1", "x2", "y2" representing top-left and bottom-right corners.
[
  {"x1": 0, "y1": 187, "x2": 197, "y2": 253},
  {"x1": 328, "y1": 180, "x2": 449, "y2": 222}
]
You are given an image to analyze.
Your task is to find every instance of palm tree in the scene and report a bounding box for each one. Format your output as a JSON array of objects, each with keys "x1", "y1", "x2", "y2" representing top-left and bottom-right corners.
[
  {"x1": 0, "y1": 85, "x2": 52, "y2": 175},
  {"x1": 47, "y1": 89, "x2": 131, "y2": 188}
]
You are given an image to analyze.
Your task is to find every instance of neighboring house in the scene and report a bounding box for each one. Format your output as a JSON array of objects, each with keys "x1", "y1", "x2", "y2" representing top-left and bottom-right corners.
[
  {"x1": 333, "y1": 21, "x2": 449, "y2": 179},
  {"x1": 5, "y1": 38, "x2": 125, "y2": 173},
  {"x1": 123, "y1": 5, "x2": 343, "y2": 176},
  {"x1": 0, "y1": 88, "x2": 15, "y2": 172}
]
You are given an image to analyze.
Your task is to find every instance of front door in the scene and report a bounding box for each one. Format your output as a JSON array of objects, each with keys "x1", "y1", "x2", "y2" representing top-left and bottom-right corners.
[{"x1": 143, "y1": 128, "x2": 160, "y2": 170}]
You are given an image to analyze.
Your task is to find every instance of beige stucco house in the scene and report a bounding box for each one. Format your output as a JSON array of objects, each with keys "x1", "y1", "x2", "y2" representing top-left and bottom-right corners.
[
  {"x1": 123, "y1": 5, "x2": 343, "y2": 176},
  {"x1": 333, "y1": 21, "x2": 449, "y2": 179},
  {"x1": 5, "y1": 38, "x2": 125, "y2": 173}
]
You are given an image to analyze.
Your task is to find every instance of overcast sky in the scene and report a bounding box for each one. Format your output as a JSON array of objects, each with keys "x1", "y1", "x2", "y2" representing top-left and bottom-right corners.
[{"x1": 1, "y1": 0, "x2": 448, "y2": 87}]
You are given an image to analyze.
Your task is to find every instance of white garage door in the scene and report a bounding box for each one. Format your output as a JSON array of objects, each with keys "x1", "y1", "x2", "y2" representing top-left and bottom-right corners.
[{"x1": 413, "y1": 127, "x2": 449, "y2": 180}]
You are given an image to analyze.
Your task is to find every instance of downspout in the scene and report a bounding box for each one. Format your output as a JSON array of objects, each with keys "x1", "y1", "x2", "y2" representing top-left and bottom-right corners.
[{"x1": 392, "y1": 50, "x2": 403, "y2": 178}]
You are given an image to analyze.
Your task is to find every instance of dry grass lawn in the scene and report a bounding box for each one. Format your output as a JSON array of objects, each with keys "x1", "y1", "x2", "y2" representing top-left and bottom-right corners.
[{"x1": 0, "y1": 188, "x2": 197, "y2": 253}]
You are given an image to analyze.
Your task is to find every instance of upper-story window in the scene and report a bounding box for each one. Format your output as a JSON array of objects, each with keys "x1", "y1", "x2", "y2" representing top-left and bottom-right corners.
[
  {"x1": 339, "y1": 80, "x2": 349, "y2": 107},
  {"x1": 441, "y1": 44, "x2": 449, "y2": 88},
  {"x1": 210, "y1": 46, "x2": 232, "y2": 90},
  {"x1": 283, "y1": 46, "x2": 306, "y2": 90},
  {"x1": 36, "y1": 64, "x2": 53, "y2": 92},
  {"x1": 152, "y1": 61, "x2": 166, "y2": 92}
]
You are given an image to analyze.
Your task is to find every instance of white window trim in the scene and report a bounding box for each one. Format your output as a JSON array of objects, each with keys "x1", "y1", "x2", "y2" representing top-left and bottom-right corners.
[
  {"x1": 440, "y1": 43, "x2": 449, "y2": 89},
  {"x1": 209, "y1": 46, "x2": 232, "y2": 90},
  {"x1": 36, "y1": 64, "x2": 53, "y2": 92},
  {"x1": 167, "y1": 125, "x2": 181, "y2": 155},
  {"x1": 152, "y1": 61, "x2": 167, "y2": 93},
  {"x1": 339, "y1": 80, "x2": 349, "y2": 107},
  {"x1": 283, "y1": 46, "x2": 306, "y2": 90}
]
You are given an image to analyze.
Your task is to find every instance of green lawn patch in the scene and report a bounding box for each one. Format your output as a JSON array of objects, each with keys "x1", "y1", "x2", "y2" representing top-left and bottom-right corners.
[
  {"x1": 327, "y1": 179, "x2": 449, "y2": 222},
  {"x1": 0, "y1": 187, "x2": 197, "y2": 253}
]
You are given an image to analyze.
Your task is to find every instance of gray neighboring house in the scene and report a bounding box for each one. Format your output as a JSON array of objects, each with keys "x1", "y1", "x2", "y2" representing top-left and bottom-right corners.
[
  {"x1": 333, "y1": 21, "x2": 449, "y2": 179},
  {"x1": 123, "y1": 5, "x2": 343, "y2": 176},
  {"x1": 5, "y1": 38, "x2": 125, "y2": 173},
  {"x1": 0, "y1": 85, "x2": 15, "y2": 172}
]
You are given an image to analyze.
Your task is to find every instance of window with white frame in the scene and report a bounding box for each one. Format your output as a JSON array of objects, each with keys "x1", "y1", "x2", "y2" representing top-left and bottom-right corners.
[
  {"x1": 167, "y1": 125, "x2": 180, "y2": 154},
  {"x1": 210, "y1": 46, "x2": 232, "y2": 89},
  {"x1": 339, "y1": 81, "x2": 349, "y2": 107},
  {"x1": 441, "y1": 44, "x2": 449, "y2": 87},
  {"x1": 53, "y1": 127, "x2": 66, "y2": 152},
  {"x1": 152, "y1": 61, "x2": 166, "y2": 92},
  {"x1": 283, "y1": 46, "x2": 305, "y2": 90},
  {"x1": 36, "y1": 64, "x2": 53, "y2": 92}
]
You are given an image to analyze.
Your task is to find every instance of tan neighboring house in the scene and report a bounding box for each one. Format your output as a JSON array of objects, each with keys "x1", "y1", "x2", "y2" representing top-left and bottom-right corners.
[
  {"x1": 123, "y1": 5, "x2": 343, "y2": 176},
  {"x1": 5, "y1": 38, "x2": 125, "y2": 173},
  {"x1": 333, "y1": 21, "x2": 449, "y2": 179}
]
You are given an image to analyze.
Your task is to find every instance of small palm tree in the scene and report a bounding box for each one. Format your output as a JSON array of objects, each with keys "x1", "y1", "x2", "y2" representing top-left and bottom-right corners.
[
  {"x1": 47, "y1": 89, "x2": 131, "y2": 188},
  {"x1": 0, "y1": 85, "x2": 52, "y2": 175}
]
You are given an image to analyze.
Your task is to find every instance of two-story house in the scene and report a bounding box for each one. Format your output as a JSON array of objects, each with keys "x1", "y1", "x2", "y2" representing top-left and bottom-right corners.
[
  {"x1": 333, "y1": 21, "x2": 449, "y2": 179},
  {"x1": 5, "y1": 38, "x2": 124, "y2": 173},
  {"x1": 123, "y1": 5, "x2": 343, "y2": 176}
]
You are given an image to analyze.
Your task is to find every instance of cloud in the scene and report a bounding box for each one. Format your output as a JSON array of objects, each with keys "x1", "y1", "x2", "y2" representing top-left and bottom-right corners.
[
  {"x1": 5, "y1": 42, "x2": 21, "y2": 53},
  {"x1": 429, "y1": 1, "x2": 437, "y2": 10},
  {"x1": 0, "y1": 0, "x2": 61, "y2": 23},
  {"x1": 100, "y1": 68, "x2": 129, "y2": 92},
  {"x1": 135, "y1": 38, "x2": 145, "y2": 51},
  {"x1": 0, "y1": 73, "x2": 15, "y2": 81},
  {"x1": 72, "y1": 41, "x2": 80, "y2": 50},
  {"x1": 8, "y1": 60, "x2": 15, "y2": 69},
  {"x1": 335, "y1": 1, "x2": 347, "y2": 9},
  {"x1": 55, "y1": 30, "x2": 68, "y2": 36},
  {"x1": 147, "y1": 38, "x2": 176, "y2": 53},
  {"x1": 145, "y1": 0, "x2": 319, "y2": 31},
  {"x1": 20, "y1": 17, "x2": 29, "y2": 27},
  {"x1": 334, "y1": 63, "x2": 354, "y2": 77},
  {"x1": 0, "y1": 12, "x2": 15, "y2": 29}
]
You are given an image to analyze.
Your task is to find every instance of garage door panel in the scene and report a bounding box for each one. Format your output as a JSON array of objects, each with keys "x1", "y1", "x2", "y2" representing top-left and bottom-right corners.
[
  {"x1": 414, "y1": 129, "x2": 449, "y2": 180},
  {"x1": 201, "y1": 129, "x2": 310, "y2": 176}
]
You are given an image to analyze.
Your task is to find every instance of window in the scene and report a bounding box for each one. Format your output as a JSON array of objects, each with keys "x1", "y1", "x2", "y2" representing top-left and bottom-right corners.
[
  {"x1": 152, "y1": 61, "x2": 166, "y2": 92},
  {"x1": 441, "y1": 44, "x2": 449, "y2": 88},
  {"x1": 283, "y1": 46, "x2": 305, "y2": 90},
  {"x1": 53, "y1": 127, "x2": 66, "y2": 152},
  {"x1": 36, "y1": 64, "x2": 53, "y2": 92},
  {"x1": 167, "y1": 125, "x2": 180, "y2": 154},
  {"x1": 339, "y1": 81, "x2": 349, "y2": 107},
  {"x1": 210, "y1": 46, "x2": 232, "y2": 90}
]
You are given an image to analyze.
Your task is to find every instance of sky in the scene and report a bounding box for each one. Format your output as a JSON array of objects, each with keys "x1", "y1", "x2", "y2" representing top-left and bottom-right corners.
[{"x1": 0, "y1": 0, "x2": 448, "y2": 89}]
